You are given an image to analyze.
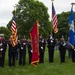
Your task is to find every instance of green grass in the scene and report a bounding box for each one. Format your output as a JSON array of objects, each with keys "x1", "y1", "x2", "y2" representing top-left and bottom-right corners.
[{"x1": 0, "y1": 48, "x2": 75, "y2": 75}]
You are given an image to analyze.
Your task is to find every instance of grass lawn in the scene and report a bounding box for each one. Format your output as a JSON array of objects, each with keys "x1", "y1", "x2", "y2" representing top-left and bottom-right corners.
[{"x1": 0, "y1": 48, "x2": 75, "y2": 75}]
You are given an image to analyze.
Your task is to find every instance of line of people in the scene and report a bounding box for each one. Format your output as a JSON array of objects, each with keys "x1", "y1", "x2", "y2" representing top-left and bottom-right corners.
[{"x1": 0, "y1": 33, "x2": 75, "y2": 68}]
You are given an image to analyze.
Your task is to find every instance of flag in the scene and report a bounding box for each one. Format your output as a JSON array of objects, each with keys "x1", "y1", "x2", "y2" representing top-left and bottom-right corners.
[
  {"x1": 30, "y1": 21, "x2": 39, "y2": 67},
  {"x1": 52, "y1": 2, "x2": 58, "y2": 33},
  {"x1": 10, "y1": 15, "x2": 18, "y2": 47},
  {"x1": 68, "y1": 7, "x2": 74, "y2": 48}
]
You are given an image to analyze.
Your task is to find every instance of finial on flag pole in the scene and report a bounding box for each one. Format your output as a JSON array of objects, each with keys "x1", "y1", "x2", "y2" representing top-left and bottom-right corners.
[
  {"x1": 71, "y1": 3, "x2": 75, "y2": 5},
  {"x1": 71, "y1": 3, "x2": 75, "y2": 8},
  {"x1": 51, "y1": 0, "x2": 54, "y2": 1},
  {"x1": 13, "y1": 5, "x2": 17, "y2": 16},
  {"x1": 51, "y1": 0, "x2": 54, "y2": 2}
]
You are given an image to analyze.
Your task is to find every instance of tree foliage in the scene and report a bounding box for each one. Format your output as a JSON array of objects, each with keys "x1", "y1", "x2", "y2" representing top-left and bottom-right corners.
[
  {"x1": 56, "y1": 11, "x2": 75, "y2": 40},
  {"x1": 7, "y1": 0, "x2": 75, "y2": 40},
  {"x1": 0, "y1": 27, "x2": 11, "y2": 39},
  {"x1": 7, "y1": 0, "x2": 51, "y2": 39}
]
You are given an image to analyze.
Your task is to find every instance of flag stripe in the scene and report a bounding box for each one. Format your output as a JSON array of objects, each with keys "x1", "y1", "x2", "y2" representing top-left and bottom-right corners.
[
  {"x1": 52, "y1": 2, "x2": 58, "y2": 33},
  {"x1": 11, "y1": 26, "x2": 16, "y2": 32},
  {"x1": 11, "y1": 20, "x2": 17, "y2": 32},
  {"x1": 10, "y1": 15, "x2": 18, "y2": 47}
]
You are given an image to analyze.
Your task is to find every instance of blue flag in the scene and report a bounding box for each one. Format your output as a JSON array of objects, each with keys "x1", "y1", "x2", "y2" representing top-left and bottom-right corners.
[{"x1": 69, "y1": 7, "x2": 74, "y2": 47}]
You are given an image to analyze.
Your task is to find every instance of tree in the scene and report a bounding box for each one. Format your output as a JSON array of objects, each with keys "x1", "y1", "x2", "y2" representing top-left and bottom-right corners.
[
  {"x1": 0, "y1": 27, "x2": 11, "y2": 39},
  {"x1": 56, "y1": 11, "x2": 75, "y2": 40},
  {"x1": 7, "y1": 0, "x2": 51, "y2": 38}
]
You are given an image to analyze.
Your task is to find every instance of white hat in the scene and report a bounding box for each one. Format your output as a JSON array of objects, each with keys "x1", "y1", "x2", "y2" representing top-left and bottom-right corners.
[{"x1": 0, "y1": 34, "x2": 4, "y2": 37}]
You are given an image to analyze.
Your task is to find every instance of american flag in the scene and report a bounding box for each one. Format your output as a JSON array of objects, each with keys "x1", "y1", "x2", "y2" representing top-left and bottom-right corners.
[
  {"x1": 52, "y1": 2, "x2": 58, "y2": 33},
  {"x1": 11, "y1": 15, "x2": 18, "y2": 47}
]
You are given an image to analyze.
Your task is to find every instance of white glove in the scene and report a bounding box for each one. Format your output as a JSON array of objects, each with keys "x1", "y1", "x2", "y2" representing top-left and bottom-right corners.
[
  {"x1": 0, "y1": 48, "x2": 3, "y2": 51},
  {"x1": 31, "y1": 50, "x2": 33, "y2": 53},
  {"x1": 51, "y1": 40, "x2": 53, "y2": 43},
  {"x1": 21, "y1": 47, "x2": 23, "y2": 50},
  {"x1": 63, "y1": 43, "x2": 66, "y2": 46},
  {"x1": 0, "y1": 43, "x2": 2, "y2": 46},
  {"x1": 41, "y1": 47, "x2": 43, "y2": 49}
]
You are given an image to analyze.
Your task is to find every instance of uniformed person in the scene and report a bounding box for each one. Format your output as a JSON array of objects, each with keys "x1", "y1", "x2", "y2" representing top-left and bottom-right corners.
[
  {"x1": 0, "y1": 39, "x2": 3, "y2": 67},
  {"x1": 0, "y1": 34, "x2": 7, "y2": 67},
  {"x1": 8, "y1": 36, "x2": 17, "y2": 67},
  {"x1": 27, "y1": 39, "x2": 32, "y2": 64},
  {"x1": 47, "y1": 33, "x2": 56, "y2": 63},
  {"x1": 39, "y1": 34, "x2": 46, "y2": 63},
  {"x1": 58, "y1": 36, "x2": 66, "y2": 63},
  {"x1": 8, "y1": 38, "x2": 12, "y2": 67},
  {"x1": 19, "y1": 37, "x2": 27, "y2": 65},
  {"x1": 2, "y1": 34, "x2": 7, "y2": 67}
]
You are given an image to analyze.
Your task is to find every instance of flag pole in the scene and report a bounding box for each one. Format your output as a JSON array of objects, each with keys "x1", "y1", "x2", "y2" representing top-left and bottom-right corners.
[
  {"x1": 71, "y1": 3, "x2": 75, "y2": 31},
  {"x1": 51, "y1": 0, "x2": 54, "y2": 36},
  {"x1": 13, "y1": 5, "x2": 16, "y2": 16}
]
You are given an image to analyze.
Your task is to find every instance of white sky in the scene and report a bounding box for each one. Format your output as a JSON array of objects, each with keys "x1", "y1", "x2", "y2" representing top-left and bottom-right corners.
[{"x1": 0, "y1": 0, "x2": 75, "y2": 27}]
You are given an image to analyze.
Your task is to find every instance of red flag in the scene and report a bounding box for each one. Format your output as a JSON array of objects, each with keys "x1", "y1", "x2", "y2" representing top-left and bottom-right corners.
[
  {"x1": 52, "y1": 2, "x2": 58, "y2": 33},
  {"x1": 10, "y1": 16, "x2": 18, "y2": 47},
  {"x1": 30, "y1": 21, "x2": 39, "y2": 67}
]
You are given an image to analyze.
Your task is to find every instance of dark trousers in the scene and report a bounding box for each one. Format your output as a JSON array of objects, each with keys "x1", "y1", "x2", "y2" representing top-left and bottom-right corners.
[
  {"x1": 0, "y1": 57, "x2": 4, "y2": 67},
  {"x1": 28, "y1": 51, "x2": 32, "y2": 64},
  {"x1": 59, "y1": 49, "x2": 66, "y2": 63},
  {"x1": 0, "y1": 51, "x2": 5, "y2": 67},
  {"x1": 0, "y1": 57, "x2": 2, "y2": 66},
  {"x1": 72, "y1": 50, "x2": 75, "y2": 62},
  {"x1": 68, "y1": 49, "x2": 72, "y2": 58},
  {"x1": 8, "y1": 51, "x2": 16, "y2": 66},
  {"x1": 39, "y1": 49, "x2": 44, "y2": 63},
  {"x1": 19, "y1": 51, "x2": 26, "y2": 65},
  {"x1": 48, "y1": 47, "x2": 54, "y2": 62},
  {"x1": 15, "y1": 50, "x2": 18, "y2": 60}
]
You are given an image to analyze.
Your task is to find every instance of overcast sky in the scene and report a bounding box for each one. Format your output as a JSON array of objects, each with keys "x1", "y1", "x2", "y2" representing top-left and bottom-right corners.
[{"x1": 0, "y1": 0, "x2": 75, "y2": 27}]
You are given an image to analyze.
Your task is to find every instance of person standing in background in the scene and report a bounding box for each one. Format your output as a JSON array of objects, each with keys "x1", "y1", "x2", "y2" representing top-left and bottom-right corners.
[
  {"x1": 47, "y1": 33, "x2": 56, "y2": 63},
  {"x1": 39, "y1": 34, "x2": 46, "y2": 63},
  {"x1": 18, "y1": 37, "x2": 27, "y2": 66},
  {"x1": 8, "y1": 36, "x2": 17, "y2": 67},
  {"x1": 58, "y1": 36, "x2": 66, "y2": 63},
  {"x1": 0, "y1": 34, "x2": 7, "y2": 67}
]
